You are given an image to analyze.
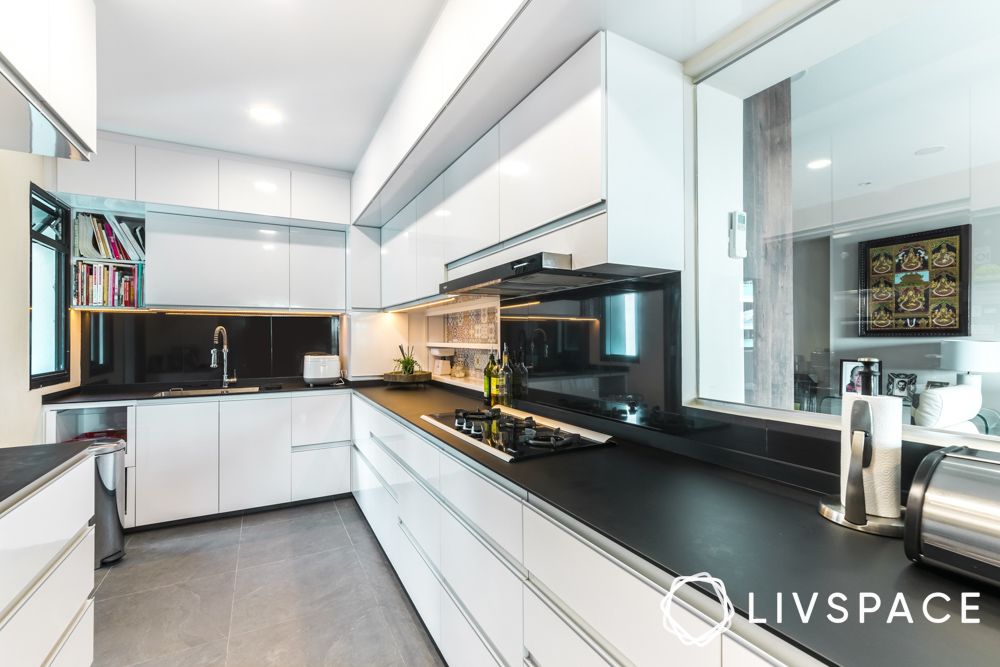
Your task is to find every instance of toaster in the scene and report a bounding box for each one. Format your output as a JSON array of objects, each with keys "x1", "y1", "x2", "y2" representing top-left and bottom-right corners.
[
  {"x1": 905, "y1": 446, "x2": 1000, "y2": 586},
  {"x1": 303, "y1": 352, "x2": 341, "y2": 386}
]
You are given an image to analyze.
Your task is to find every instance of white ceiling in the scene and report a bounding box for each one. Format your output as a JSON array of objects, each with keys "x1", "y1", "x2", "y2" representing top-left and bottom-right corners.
[{"x1": 95, "y1": 0, "x2": 446, "y2": 171}]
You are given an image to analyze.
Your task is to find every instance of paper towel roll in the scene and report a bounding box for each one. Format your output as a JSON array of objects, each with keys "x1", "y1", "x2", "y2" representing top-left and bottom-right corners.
[{"x1": 839, "y1": 394, "x2": 902, "y2": 518}]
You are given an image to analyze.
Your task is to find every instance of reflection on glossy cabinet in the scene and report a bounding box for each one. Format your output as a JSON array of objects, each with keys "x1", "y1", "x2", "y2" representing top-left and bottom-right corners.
[
  {"x1": 145, "y1": 212, "x2": 290, "y2": 309},
  {"x1": 135, "y1": 145, "x2": 219, "y2": 209},
  {"x1": 219, "y1": 159, "x2": 291, "y2": 218},
  {"x1": 289, "y1": 227, "x2": 346, "y2": 310},
  {"x1": 380, "y1": 201, "x2": 417, "y2": 307},
  {"x1": 348, "y1": 224, "x2": 381, "y2": 309},
  {"x1": 443, "y1": 126, "x2": 500, "y2": 263},
  {"x1": 291, "y1": 170, "x2": 351, "y2": 224},
  {"x1": 219, "y1": 397, "x2": 292, "y2": 512},
  {"x1": 498, "y1": 34, "x2": 604, "y2": 241},
  {"x1": 439, "y1": 590, "x2": 499, "y2": 667},
  {"x1": 416, "y1": 174, "x2": 446, "y2": 299},
  {"x1": 135, "y1": 401, "x2": 219, "y2": 525}
]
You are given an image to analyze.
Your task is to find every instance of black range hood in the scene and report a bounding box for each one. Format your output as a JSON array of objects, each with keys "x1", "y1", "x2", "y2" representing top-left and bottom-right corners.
[{"x1": 439, "y1": 252, "x2": 635, "y2": 300}]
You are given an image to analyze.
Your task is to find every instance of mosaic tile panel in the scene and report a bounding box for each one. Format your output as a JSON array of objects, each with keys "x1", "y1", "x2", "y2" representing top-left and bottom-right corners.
[{"x1": 444, "y1": 307, "x2": 498, "y2": 344}]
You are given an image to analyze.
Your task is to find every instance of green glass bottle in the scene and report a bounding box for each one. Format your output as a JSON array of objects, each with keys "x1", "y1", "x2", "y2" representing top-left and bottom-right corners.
[
  {"x1": 497, "y1": 344, "x2": 513, "y2": 407},
  {"x1": 483, "y1": 353, "x2": 496, "y2": 405}
]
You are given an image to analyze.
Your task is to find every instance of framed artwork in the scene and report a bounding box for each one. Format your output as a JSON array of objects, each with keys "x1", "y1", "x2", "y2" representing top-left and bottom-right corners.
[
  {"x1": 858, "y1": 225, "x2": 971, "y2": 336},
  {"x1": 925, "y1": 380, "x2": 950, "y2": 390},
  {"x1": 886, "y1": 372, "x2": 917, "y2": 398},
  {"x1": 841, "y1": 359, "x2": 879, "y2": 396}
]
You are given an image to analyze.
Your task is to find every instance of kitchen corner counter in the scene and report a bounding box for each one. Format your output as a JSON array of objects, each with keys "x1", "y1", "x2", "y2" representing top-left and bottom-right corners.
[
  {"x1": 354, "y1": 384, "x2": 1000, "y2": 667},
  {"x1": 0, "y1": 442, "x2": 92, "y2": 516}
]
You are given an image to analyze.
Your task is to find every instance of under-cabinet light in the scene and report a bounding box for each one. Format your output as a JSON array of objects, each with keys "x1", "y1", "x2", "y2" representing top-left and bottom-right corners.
[{"x1": 387, "y1": 298, "x2": 456, "y2": 314}]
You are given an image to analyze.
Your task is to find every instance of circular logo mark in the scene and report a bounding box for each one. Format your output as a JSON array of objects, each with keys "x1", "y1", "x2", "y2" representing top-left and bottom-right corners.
[{"x1": 660, "y1": 572, "x2": 735, "y2": 647}]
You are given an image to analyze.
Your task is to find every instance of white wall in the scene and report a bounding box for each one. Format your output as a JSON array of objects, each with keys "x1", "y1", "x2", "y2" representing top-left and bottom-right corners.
[{"x1": 0, "y1": 148, "x2": 79, "y2": 447}]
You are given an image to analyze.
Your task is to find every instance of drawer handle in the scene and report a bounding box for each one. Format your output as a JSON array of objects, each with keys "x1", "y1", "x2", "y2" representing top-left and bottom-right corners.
[{"x1": 524, "y1": 652, "x2": 541, "y2": 667}]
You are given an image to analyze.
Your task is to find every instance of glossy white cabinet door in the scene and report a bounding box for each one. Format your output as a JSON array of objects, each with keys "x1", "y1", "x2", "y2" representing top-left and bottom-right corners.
[
  {"x1": 722, "y1": 636, "x2": 778, "y2": 667},
  {"x1": 0, "y1": 0, "x2": 50, "y2": 98},
  {"x1": 524, "y1": 588, "x2": 608, "y2": 667},
  {"x1": 57, "y1": 136, "x2": 135, "y2": 200},
  {"x1": 50, "y1": 599, "x2": 94, "y2": 667},
  {"x1": 443, "y1": 126, "x2": 500, "y2": 263},
  {"x1": 499, "y1": 33, "x2": 604, "y2": 240},
  {"x1": 398, "y1": 469, "x2": 441, "y2": 568},
  {"x1": 47, "y1": 0, "x2": 97, "y2": 151},
  {"x1": 440, "y1": 508, "x2": 522, "y2": 667},
  {"x1": 351, "y1": 448, "x2": 399, "y2": 562},
  {"x1": 395, "y1": 522, "x2": 442, "y2": 642},
  {"x1": 438, "y1": 454, "x2": 522, "y2": 562},
  {"x1": 291, "y1": 393, "x2": 351, "y2": 446},
  {"x1": 291, "y1": 170, "x2": 351, "y2": 224},
  {"x1": 415, "y1": 175, "x2": 446, "y2": 300},
  {"x1": 219, "y1": 159, "x2": 291, "y2": 218},
  {"x1": 439, "y1": 589, "x2": 499, "y2": 667},
  {"x1": 219, "y1": 397, "x2": 292, "y2": 512},
  {"x1": 145, "y1": 212, "x2": 290, "y2": 309},
  {"x1": 348, "y1": 224, "x2": 381, "y2": 309},
  {"x1": 379, "y1": 201, "x2": 417, "y2": 307},
  {"x1": 136, "y1": 402, "x2": 219, "y2": 525},
  {"x1": 135, "y1": 145, "x2": 219, "y2": 209},
  {"x1": 291, "y1": 445, "x2": 350, "y2": 501},
  {"x1": 289, "y1": 227, "x2": 346, "y2": 310}
]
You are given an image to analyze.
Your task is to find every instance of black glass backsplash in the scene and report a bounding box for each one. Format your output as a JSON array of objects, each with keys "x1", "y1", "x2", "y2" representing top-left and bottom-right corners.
[
  {"x1": 81, "y1": 313, "x2": 339, "y2": 386},
  {"x1": 502, "y1": 273, "x2": 682, "y2": 431}
]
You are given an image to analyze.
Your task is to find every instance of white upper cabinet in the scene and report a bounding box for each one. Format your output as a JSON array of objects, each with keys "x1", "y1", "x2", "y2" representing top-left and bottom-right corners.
[
  {"x1": 443, "y1": 126, "x2": 500, "y2": 264},
  {"x1": 348, "y1": 223, "x2": 381, "y2": 310},
  {"x1": 291, "y1": 170, "x2": 351, "y2": 224},
  {"x1": 380, "y1": 202, "x2": 417, "y2": 308},
  {"x1": 0, "y1": 0, "x2": 97, "y2": 152},
  {"x1": 145, "y1": 212, "x2": 290, "y2": 309},
  {"x1": 289, "y1": 227, "x2": 346, "y2": 311},
  {"x1": 136, "y1": 145, "x2": 220, "y2": 209},
  {"x1": 219, "y1": 159, "x2": 291, "y2": 218},
  {"x1": 47, "y1": 0, "x2": 97, "y2": 150},
  {"x1": 498, "y1": 34, "x2": 605, "y2": 241},
  {"x1": 57, "y1": 137, "x2": 136, "y2": 200},
  {"x1": 415, "y1": 174, "x2": 446, "y2": 299}
]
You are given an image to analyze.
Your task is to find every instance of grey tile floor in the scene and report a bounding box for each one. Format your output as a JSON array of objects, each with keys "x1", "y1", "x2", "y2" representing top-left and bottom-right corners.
[{"x1": 93, "y1": 498, "x2": 446, "y2": 667}]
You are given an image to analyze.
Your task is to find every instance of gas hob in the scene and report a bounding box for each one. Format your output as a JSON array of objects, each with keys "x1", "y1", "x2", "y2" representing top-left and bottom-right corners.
[{"x1": 420, "y1": 407, "x2": 613, "y2": 462}]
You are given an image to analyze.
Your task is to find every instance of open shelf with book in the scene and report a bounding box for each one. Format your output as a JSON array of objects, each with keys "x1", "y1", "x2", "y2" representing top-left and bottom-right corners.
[{"x1": 72, "y1": 211, "x2": 146, "y2": 309}]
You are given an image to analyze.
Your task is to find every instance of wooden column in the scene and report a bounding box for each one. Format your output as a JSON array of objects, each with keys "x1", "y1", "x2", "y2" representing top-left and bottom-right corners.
[{"x1": 743, "y1": 79, "x2": 794, "y2": 409}]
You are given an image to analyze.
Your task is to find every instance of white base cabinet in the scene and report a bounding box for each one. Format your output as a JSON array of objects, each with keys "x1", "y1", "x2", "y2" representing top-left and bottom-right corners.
[
  {"x1": 291, "y1": 445, "x2": 351, "y2": 501},
  {"x1": 136, "y1": 401, "x2": 219, "y2": 525},
  {"x1": 219, "y1": 397, "x2": 292, "y2": 512},
  {"x1": 439, "y1": 592, "x2": 500, "y2": 667},
  {"x1": 524, "y1": 588, "x2": 608, "y2": 667}
]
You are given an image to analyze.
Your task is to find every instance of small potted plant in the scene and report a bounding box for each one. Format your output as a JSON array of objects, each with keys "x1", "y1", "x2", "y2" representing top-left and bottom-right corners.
[{"x1": 384, "y1": 345, "x2": 432, "y2": 385}]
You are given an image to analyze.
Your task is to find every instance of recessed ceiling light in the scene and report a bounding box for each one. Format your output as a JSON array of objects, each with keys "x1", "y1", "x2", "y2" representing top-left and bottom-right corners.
[
  {"x1": 914, "y1": 145, "x2": 946, "y2": 156},
  {"x1": 254, "y1": 180, "x2": 278, "y2": 194},
  {"x1": 807, "y1": 158, "x2": 832, "y2": 170},
  {"x1": 248, "y1": 104, "x2": 284, "y2": 125}
]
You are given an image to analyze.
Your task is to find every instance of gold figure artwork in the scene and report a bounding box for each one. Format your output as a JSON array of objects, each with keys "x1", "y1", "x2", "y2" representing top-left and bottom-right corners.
[{"x1": 858, "y1": 225, "x2": 970, "y2": 336}]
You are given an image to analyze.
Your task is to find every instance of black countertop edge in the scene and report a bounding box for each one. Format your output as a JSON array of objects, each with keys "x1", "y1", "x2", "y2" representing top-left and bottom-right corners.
[
  {"x1": 353, "y1": 384, "x2": 1000, "y2": 667},
  {"x1": 42, "y1": 378, "x2": 379, "y2": 405},
  {"x1": 0, "y1": 443, "x2": 92, "y2": 516}
]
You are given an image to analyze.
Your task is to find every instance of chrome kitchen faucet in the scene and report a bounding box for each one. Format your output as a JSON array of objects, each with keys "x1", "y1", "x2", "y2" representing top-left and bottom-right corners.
[{"x1": 210, "y1": 325, "x2": 237, "y2": 388}]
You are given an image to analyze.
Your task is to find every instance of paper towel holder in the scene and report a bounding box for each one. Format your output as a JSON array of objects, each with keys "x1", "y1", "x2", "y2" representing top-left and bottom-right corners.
[{"x1": 818, "y1": 399, "x2": 905, "y2": 537}]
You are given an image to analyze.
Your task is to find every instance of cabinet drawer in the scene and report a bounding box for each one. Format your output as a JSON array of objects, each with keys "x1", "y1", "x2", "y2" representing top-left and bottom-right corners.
[
  {"x1": 0, "y1": 458, "x2": 93, "y2": 609},
  {"x1": 524, "y1": 507, "x2": 720, "y2": 667},
  {"x1": 722, "y1": 636, "x2": 779, "y2": 667},
  {"x1": 439, "y1": 454, "x2": 522, "y2": 562},
  {"x1": 291, "y1": 445, "x2": 351, "y2": 501},
  {"x1": 356, "y1": 434, "x2": 409, "y2": 499},
  {"x1": 398, "y1": 472, "x2": 441, "y2": 568},
  {"x1": 441, "y1": 507, "x2": 522, "y2": 667},
  {"x1": 292, "y1": 393, "x2": 351, "y2": 447},
  {"x1": 352, "y1": 397, "x2": 378, "y2": 447},
  {"x1": 440, "y1": 589, "x2": 500, "y2": 667},
  {"x1": 49, "y1": 599, "x2": 94, "y2": 667},
  {"x1": 524, "y1": 588, "x2": 608, "y2": 667},
  {"x1": 368, "y1": 409, "x2": 438, "y2": 483},
  {"x1": 0, "y1": 529, "x2": 94, "y2": 667},
  {"x1": 396, "y1": 522, "x2": 442, "y2": 643},
  {"x1": 351, "y1": 449, "x2": 399, "y2": 562}
]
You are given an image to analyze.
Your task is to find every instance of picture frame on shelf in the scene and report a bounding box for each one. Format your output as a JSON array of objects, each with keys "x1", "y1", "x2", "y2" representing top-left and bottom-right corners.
[
  {"x1": 857, "y1": 225, "x2": 971, "y2": 337},
  {"x1": 840, "y1": 358, "x2": 879, "y2": 396},
  {"x1": 886, "y1": 372, "x2": 918, "y2": 400},
  {"x1": 925, "y1": 380, "x2": 950, "y2": 390}
]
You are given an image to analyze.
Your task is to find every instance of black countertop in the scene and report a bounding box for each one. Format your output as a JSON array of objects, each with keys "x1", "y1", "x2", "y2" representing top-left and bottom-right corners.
[
  {"x1": 0, "y1": 442, "x2": 92, "y2": 514},
  {"x1": 42, "y1": 378, "x2": 365, "y2": 405},
  {"x1": 355, "y1": 384, "x2": 1000, "y2": 667}
]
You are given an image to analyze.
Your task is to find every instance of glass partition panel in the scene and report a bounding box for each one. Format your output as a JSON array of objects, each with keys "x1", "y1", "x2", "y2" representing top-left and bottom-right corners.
[{"x1": 696, "y1": 0, "x2": 1000, "y2": 438}]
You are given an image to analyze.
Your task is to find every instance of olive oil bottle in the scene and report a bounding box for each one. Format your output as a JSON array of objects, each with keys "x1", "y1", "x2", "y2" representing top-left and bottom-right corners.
[
  {"x1": 496, "y1": 344, "x2": 513, "y2": 407},
  {"x1": 483, "y1": 353, "x2": 496, "y2": 405}
]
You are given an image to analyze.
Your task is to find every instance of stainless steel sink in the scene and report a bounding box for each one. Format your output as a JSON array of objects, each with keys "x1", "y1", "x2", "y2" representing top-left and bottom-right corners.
[{"x1": 151, "y1": 386, "x2": 261, "y2": 398}]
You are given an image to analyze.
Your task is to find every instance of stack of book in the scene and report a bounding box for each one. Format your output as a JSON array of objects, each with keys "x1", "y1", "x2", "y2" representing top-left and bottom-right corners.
[
  {"x1": 72, "y1": 212, "x2": 146, "y2": 308},
  {"x1": 74, "y1": 212, "x2": 145, "y2": 261},
  {"x1": 75, "y1": 262, "x2": 143, "y2": 307}
]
